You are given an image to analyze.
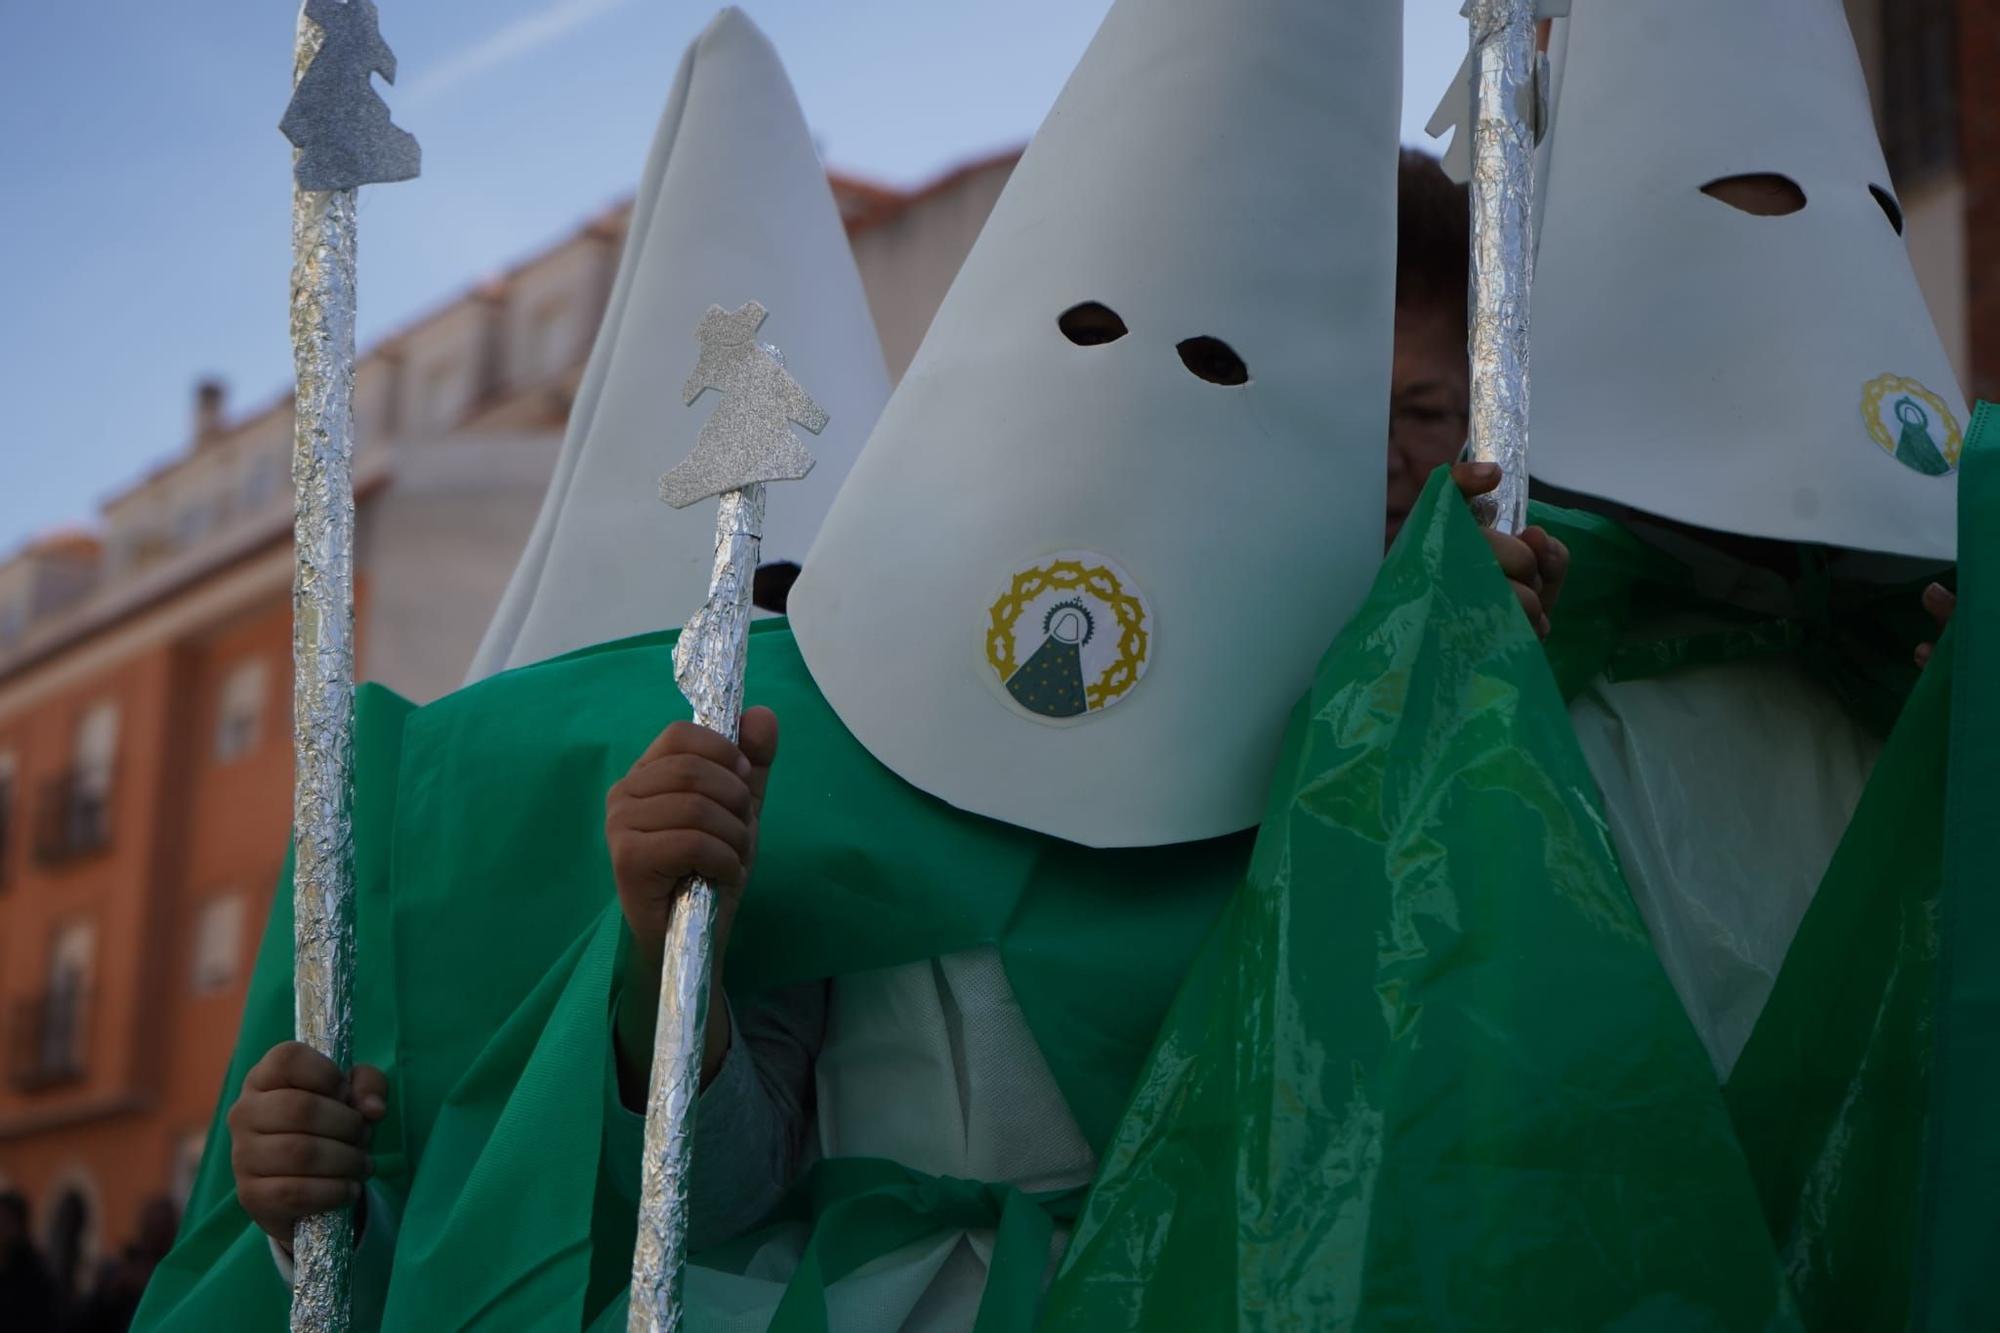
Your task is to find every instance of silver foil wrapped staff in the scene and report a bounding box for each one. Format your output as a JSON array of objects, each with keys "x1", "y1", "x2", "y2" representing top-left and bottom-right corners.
[
  {"x1": 280, "y1": 2, "x2": 419, "y2": 1328},
  {"x1": 1463, "y1": 0, "x2": 1544, "y2": 536},
  {"x1": 629, "y1": 303, "x2": 829, "y2": 1331}
]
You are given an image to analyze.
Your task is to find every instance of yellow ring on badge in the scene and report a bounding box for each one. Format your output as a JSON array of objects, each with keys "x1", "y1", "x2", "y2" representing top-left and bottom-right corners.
[
  {"x1": 1862, "y1": 373, "x2": 1962, "y2": 469},
  {"x1": 986, "y1": 559, "x2": 1150, "y2": 712}
]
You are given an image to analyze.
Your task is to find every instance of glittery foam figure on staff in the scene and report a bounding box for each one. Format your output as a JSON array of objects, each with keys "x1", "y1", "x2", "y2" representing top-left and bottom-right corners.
[
  {"x1": 278, "y1": 1, "x2": 419, "y2": 1329},
  {"x1": 282, "y1": 0, "x2": 420, "y2": 193},
  {"x1": 631, "y1": 300, "x2": 827, "y2": 1331}
]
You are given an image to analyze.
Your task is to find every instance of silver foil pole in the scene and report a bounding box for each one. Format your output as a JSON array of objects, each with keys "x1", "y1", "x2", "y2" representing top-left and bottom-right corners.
[
  {"x1": 281, "y1": 3, "x2": 418, "y2": 1328},
  {"x1": 285, "y1": 105, "x2": 362, "y2": 1333},
  {"x1": 630, "y1": 304, "x2": 828, "y2": 1331},
  {"x1": 628, "y1": 486, "x2": 763, "y2": 1331},
  {"x1": 1465, "y1": 0, "x2": 1540, "y2": 536}
]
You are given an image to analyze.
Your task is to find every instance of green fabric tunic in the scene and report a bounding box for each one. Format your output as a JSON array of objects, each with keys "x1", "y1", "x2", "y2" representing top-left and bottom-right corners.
[
  {"x1": 135, "y1": 437, "x2": 1999, "y2": 1329},
  {"x1": 135, "y1": 614, "x2": 1250, "y2": 1331}
]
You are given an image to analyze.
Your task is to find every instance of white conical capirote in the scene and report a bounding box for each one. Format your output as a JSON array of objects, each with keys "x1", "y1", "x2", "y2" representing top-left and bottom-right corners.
[
  {"x1": 1530, "y1": 0, "x2": 1965, "y2": 560},
  {"x1": 789, "y1": 0, "x2": 1402, "y2": 848},
  {"x1": 467, "y1": 8, "x2": 890, "y2": 681}
]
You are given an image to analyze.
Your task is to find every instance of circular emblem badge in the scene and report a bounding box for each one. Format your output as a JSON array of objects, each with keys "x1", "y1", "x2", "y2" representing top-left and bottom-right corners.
[
  {"x1": 985, "y1": 552, "x2": 1152, "y2": 721},
  {"x1": 1863, "y1": 374, "x2": 1962, "y2": 477}
]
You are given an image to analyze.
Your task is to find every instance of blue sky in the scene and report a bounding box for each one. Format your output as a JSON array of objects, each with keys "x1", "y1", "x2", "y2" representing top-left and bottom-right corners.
[{"x1": 0, "y1": 1, "x2": 1467, "y2": 555}]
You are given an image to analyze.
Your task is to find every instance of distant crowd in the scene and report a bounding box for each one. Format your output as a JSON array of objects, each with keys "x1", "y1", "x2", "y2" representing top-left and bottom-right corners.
[{"x1": 0, "y1": 1190, "x2": 177, "y2": 1333}]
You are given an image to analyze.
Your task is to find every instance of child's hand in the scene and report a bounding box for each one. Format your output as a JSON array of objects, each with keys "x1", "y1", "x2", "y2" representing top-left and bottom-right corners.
[
  {"x1": 606, "y1": 708, "x2": 779, "y2": 968},
  {"x1": 228, "y1": 1043, "x2": 385, "y2": 1250},
  {"x1": 1916, "y1": 582, "x2": 1957, "y2": 669},
  {"x1": 1453, "y1": 461, "x2": 1568, "y2": 638},
  {"x1": 606, "y1": 709, "x2": 778, "y2": 1096}
]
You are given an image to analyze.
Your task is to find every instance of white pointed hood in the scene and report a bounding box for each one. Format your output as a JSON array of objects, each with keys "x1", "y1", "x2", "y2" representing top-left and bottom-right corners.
[
  {"x1": 788, "y1": 0, "x2": 1401, "y2": 848},
  {"x1": 1530, "y1": 0, "x2": 1965, "y2": 560},
  {"x1": 467, "y1": 8, "x2": 890, "y2": 680}
]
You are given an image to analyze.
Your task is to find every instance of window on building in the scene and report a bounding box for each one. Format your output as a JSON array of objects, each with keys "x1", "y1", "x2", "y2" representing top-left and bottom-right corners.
[
  {"x1": 532, "y1": 298, "x2": 572, "y2": 378},
  {"x1": 39, "y1": 920, "x2": 96, "y2": 1081},
  {"x1": 71, "y1": 702, "x2": 118, "y2": 848},
  {"x1": 190, "y1": 894, "x2": 247, "y2": 994},
  {"x1": 33, "y1": 705, "x2": 117, "y2": 866},
  {"x1": 1881, "y1": 0, "x2": 1959, "y2": 183},
  {"x1": 424, "y1": 362, "x2": 463, "y2": 433},
  {"x1": 243, "y1": 454, "x2": 283, "y2": 511},
  {"x1": 214, "y1": 659, "x2": 268, "y2": 763}
]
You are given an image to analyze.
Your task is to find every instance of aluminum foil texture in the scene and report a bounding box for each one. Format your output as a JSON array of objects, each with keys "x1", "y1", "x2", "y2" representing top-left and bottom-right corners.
[
  {"x1": 1465, "y1": 0, "x2": 1539, "y2": 536},
  {"x1": 288, "y1": 7, "x2": 359, "y2": 1329},
  {"x1": 629, "y1": 484, "x2": 767, "y2": 1331}
]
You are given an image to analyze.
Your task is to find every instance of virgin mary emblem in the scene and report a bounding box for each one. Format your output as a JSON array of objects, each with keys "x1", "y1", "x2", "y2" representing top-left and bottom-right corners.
[
  {"x1": 1863, "y1": 374, "x2": 1962, "y2": 477},
  {"x1": 985, "y1": 552, "x2": 1152, "y2": 721}
]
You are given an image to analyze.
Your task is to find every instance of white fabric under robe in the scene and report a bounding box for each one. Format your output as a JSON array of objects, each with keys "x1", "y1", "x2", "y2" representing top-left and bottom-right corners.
[
  {"x1": 672, "y1": 659, "x2": 1890, "y2": 1327},
  {"x1": 1569, "y1": 653, "x2": 1880, "y2": 1076},
  {"x1": 265, "y1": 950, "x2": 1070, "y2": 1333},
  {"x1": 680, "y1": 948, "x2": 1089, "y2": 1331}
]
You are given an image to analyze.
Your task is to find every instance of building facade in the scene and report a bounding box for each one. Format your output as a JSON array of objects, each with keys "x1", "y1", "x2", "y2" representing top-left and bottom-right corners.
[{"x1": 0, "y1": 159, "x2": 1015, "y2": 1299}]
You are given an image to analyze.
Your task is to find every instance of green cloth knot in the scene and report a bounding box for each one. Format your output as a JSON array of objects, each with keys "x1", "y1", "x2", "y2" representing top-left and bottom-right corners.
[{"x1": 753, "y1": 1157, "x2": 1084, "y2": 1332}]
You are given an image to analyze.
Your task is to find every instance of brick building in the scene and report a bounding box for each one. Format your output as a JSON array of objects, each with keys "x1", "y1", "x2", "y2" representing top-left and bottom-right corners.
[{"x1": 0, "y1": 155, "x2": 1017, "y2": 1302}]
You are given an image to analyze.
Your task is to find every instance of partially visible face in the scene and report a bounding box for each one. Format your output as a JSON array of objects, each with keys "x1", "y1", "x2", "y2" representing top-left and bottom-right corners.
[{"x1": 1385, "y1": 301, "x2": 1470, "y2": 548}]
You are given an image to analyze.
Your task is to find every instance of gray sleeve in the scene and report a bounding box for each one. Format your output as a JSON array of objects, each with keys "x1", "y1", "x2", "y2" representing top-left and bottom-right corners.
[{"x1": 602, "y1": 980, "x2": 827, "y2": 1251}]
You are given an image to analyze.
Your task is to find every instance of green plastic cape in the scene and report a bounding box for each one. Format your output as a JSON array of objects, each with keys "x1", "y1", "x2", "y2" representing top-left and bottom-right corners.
[
  {"x1": 1722, "y1": 401, "x2": 1999, "y2": 1333},
  {"x1": 1045, "y1": 415, "x2": 1996, "y2": 1331},
  {"x1": 1042, "y1": 473, "x2": 1795, "y2": 1330}
]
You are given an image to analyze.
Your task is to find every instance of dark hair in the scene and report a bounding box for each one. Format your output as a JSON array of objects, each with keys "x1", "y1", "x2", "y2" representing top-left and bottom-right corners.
[
  {"x1": 0, "y1": 1190, "x2": 27, "y2": 1227},
  {"x1": 1396, "y1": 148, "x2": 1470, "y2": 323}
]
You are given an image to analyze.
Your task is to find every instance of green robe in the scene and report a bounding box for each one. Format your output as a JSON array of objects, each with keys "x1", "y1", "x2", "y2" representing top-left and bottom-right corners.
[
  {"x1": 136, "y1": 610, "x2": 1252, "y2": 1330},
  {"x1": 1044, "y1": 477, "x2": 1793, "y2": 1330},
  {"x1": 136, "y1": 423, "x2": 1996, "y2": 1328},
  {"x1": 1049, "y1": 408, "x2": 1998, "y2": 1331},
  {"x1": 1723, "y1": 401, "x2": 1999, "y2": 1332}
]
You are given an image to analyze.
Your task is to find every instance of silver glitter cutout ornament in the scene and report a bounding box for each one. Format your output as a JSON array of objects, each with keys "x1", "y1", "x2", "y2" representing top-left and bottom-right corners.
[
  {"x1": 630, "y1": 303, "x2": 827, "y2": 1331},
  {"x1": 281, "y1": 0, "x2": 421, "y2": 192},
  {"x1": 660, "y1": 302, "x2": 827, "y2": 508}
]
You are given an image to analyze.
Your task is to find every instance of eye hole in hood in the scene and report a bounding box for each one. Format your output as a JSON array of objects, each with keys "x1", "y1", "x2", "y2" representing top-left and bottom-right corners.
[
  {"x1": 1870, "y1": 184, "x2": 1905, "y2": 235},
  {"x1": 1700, "y1": 173, "x2": 1808, "y2": 216},
  {"x1": 1177, "y1": 335, "x2": 1250, "y2": 387},
  {"x1": 1058, "y1": 302, "x2": 1129, "y2": 346}
]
